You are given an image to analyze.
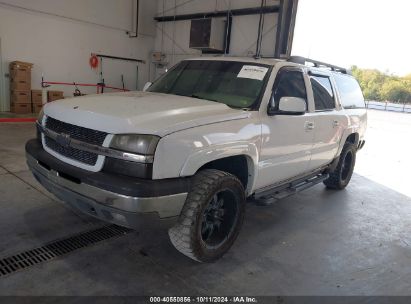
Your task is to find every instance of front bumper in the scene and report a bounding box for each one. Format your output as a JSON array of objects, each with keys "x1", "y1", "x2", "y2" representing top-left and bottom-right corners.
[{"x1": 26, "y1": 139, "x2": 190, "y2": 228}]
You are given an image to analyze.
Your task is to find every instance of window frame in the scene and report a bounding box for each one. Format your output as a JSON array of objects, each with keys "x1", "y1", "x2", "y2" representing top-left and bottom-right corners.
[{"x1": 267, "y1": 66, "x2": 308, "y2": 116}]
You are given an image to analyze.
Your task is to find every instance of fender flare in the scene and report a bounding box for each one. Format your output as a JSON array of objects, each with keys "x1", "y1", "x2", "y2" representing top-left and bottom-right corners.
[
  {"x1": 337, "y1": 126, "x2": 359, "y2": 156},
  {"x1": 180, "y1": 142, "x2": 259, "y2": 193}
]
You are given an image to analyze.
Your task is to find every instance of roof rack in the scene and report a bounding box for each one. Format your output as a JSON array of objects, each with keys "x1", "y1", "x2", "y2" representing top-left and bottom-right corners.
[{"x1": 287, "y1": 56, "x2": 349, "y2": 74}]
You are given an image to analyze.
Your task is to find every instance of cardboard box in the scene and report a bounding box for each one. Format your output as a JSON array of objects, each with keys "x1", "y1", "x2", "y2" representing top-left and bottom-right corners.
[
  {"x1": 31, "y1": 90, "x2": 43, "y2": 104},
  {"x1": 48, "y1": 91, "x2": 64, "y2": 102},
  {"x1": 10, "y1": 78, "x2": 31, "y2": 91},
  {"x1": 11, "y1": 103, "x2": 32, "y2": 114},
  {"x1": 10, "y1": 66, "x2": 31, "y2": 81},
  {"x1": 10, "y1": 90, "x2": 31, "y2": 104},
  {"x1": 9, "y1": 61, "x2": 33, "y2": 70},
  {"x1": 33, "y1": 103, "x2": 43, "y2": 114}
]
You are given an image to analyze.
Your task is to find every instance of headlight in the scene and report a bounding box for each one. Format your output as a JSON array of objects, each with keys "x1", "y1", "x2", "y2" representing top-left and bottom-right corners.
[{"x1": 110, "y1": 134, "x2": 160, "y2": 155}]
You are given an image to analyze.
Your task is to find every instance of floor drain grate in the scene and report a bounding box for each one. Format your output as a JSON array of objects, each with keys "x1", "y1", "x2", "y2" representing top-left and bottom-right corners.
[{"x1": 0, "y1": 224, "x2": 132, "y2": 277}]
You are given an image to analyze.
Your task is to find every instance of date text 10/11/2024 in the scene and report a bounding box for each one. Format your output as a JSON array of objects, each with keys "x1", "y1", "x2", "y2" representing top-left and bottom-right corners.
[{"x1": 149, "y1": 297, "x2": 258, "y2": 303}]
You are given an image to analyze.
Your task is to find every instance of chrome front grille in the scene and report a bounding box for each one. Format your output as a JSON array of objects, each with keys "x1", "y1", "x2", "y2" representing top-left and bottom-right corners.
[
  {"x1": 45, "y1": 117, "x2": 107, "y2": 145},
  {"x1": 44, "y1": 117, "x2": 108, "y2": 166}
]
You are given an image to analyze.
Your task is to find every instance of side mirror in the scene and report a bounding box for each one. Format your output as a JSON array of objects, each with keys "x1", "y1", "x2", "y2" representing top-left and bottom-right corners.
[
  {"x1": 143, "y1": 82, "x2": 152, "y2": 92},
  {"x1": 271, "y1": 97, "x2": 306, "y2": 115}
]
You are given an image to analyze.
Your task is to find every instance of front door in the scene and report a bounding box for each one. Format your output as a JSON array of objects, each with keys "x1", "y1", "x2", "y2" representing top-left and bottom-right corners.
[{"x1": 256, "y1": 67, "x2": 315, "y2": 189}]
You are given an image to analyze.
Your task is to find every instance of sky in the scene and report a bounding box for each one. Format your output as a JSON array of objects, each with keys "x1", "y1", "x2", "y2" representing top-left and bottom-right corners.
[{"x1": 292, "y1": 0, "x2": 411, "y2": 76}]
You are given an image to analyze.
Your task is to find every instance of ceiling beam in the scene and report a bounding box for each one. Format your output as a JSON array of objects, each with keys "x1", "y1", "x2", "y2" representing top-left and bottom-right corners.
[
  {"x1": 274, "y1": 0, "x2": 299, "y2": 58},
  {"x1": 154, "y1": 5, "x2": 280, "y2": 22}
]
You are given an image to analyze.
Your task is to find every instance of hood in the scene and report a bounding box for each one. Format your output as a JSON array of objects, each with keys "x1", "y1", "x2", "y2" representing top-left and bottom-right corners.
[{"x1": 43, "y1": 91, "x2": 250, "y2": 137}]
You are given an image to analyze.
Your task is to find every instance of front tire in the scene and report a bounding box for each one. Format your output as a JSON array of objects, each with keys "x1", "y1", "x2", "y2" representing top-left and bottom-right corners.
[
  {"x1": 324, "y1": 143, "x2": 357, "y2": 190},
  {"x1": 169, "y1": 169, "x2": 246, "y2": 263}
]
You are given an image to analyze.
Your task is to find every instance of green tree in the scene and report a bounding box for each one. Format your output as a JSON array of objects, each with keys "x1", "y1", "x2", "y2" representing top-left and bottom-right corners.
[
  {"x1": 351, "y1": 66, "x2": 411, "y2": 104},
  {"x1": 381, "y1": 80, "x2": 411, "y2": 103}
]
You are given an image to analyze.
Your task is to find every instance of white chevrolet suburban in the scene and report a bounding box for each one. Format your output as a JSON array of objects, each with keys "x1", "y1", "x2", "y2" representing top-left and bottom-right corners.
[{"x1": 26, "y1": 56, "x2": 367, "y2": 262}]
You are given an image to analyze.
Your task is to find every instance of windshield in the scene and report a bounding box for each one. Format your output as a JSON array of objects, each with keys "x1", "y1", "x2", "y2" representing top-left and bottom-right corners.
[{"x1": 148, "y1": 60, "x2": 271, "y2": 109}]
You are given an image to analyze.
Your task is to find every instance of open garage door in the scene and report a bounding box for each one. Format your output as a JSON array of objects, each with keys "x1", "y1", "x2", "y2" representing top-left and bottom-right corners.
[{"x1": 152, "y1": 0, "x2": 299, "y2": 73}]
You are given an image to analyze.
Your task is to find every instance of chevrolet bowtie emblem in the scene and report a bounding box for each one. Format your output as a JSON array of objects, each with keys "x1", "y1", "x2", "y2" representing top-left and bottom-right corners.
[{"x1": 56, "y1": 133, "x2": 71, "y2": 148}]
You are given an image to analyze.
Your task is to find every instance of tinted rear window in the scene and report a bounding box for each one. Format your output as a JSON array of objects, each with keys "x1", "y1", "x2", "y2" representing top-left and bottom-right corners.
[{"x1": 333, "y1": 74, "x2": 365, "y2": 109}]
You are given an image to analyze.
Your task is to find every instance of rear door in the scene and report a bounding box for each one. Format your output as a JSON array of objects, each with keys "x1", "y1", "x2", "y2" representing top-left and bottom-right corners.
[{"x1": 307, "y1": 72, "x2": 345, "y2": 170}]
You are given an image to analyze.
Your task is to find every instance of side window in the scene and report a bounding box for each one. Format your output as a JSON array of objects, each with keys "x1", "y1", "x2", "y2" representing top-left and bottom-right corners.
[
  {"x1": 333, "y1": 73, "x2": 365, "y2": 109},
  {"x1": 271, "y1": 69, "x2": 307, "y2": 110},
  {"x1": 310, "y1": 75, "x2": 336, "y2": 111}
]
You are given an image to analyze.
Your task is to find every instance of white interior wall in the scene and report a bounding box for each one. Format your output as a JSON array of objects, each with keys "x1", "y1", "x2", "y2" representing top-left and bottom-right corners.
[
  {"x1": 0, "y1": 0, "x2": 135, "y2": 32},
  {"x1": 152, "y1": 0, "x2": 279, "y2": 80},
  {"x1": 0, "y1": 0, "x2": 156, "y2": 111},
  {"x1": 0, "y1": 0, "x2": 281, "y2": 110}
]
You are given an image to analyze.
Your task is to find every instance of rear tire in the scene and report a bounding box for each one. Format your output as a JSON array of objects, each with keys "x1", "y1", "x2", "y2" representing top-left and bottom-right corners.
[
  {"x1": 169, "y1": 169, "x2": 246, "y2": 263},
  {"x1": 324, "y1": 143, "x2": 357, "y2": 190}
]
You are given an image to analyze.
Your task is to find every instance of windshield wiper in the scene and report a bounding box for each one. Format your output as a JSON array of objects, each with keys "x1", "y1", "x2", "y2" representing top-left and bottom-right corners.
[
  {"x1": 169, "y1": 93, "x2": 208, "y2": 100},
  {"x1": 190, "y1": 94, "x2": 206, "y2": 100},
  {"x1": 191, "y1": 94, "x2": 250, "y2": 111},
  {"x1": 174, "y1": 93, "x2": 248, "y2": 110},
  {"x1": 190, "y1": 94, "x2": 221, "y2": 103}
]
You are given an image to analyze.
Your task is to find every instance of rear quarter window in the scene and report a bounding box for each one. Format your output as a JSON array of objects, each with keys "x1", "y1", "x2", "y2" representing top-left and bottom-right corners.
[{"x1": 333, "y1": 73, "x2": 365, "y2": 109}]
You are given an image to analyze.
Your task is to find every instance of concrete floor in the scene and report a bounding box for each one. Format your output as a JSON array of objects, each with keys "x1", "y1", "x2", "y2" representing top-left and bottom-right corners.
[{"x1": 0, "y1": 109, "x2": 410, "y2": 296}]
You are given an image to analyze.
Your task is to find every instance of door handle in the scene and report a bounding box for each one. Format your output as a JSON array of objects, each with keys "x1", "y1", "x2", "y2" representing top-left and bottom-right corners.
[
  {"x1": 333, "y1": 120, "x2": 340, "y2": 127},
  {"x1": 305, "y1": 121, "x2": 315, "y2": 131}
]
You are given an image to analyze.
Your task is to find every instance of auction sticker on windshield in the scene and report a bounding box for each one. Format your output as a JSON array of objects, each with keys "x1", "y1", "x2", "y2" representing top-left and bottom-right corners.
[{"x1": 237, "y1": 65, "x2": 269, "y2": 81}]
